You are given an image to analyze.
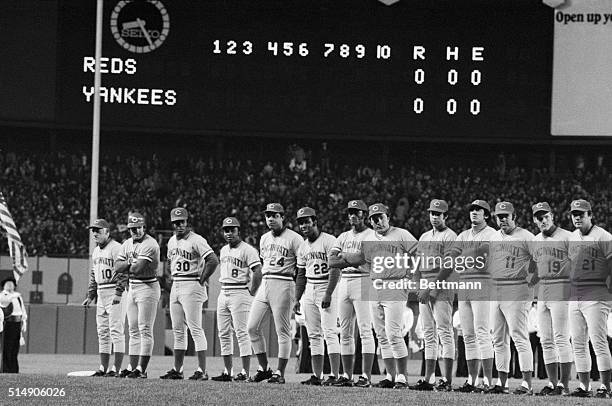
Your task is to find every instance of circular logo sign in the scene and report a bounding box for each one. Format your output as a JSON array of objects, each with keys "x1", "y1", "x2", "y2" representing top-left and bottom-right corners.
[{"x1": 110, "y1": 0, "x2": 170, "y2": 53}]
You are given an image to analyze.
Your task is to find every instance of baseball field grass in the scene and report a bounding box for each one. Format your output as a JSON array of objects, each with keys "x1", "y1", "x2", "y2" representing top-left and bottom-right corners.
[{"x1": 1, "y1": 354, "x2": 608, "y2": 405}]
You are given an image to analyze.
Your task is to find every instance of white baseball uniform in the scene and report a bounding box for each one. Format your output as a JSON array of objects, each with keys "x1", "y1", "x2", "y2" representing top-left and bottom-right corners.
[
  {"x1": 218, "y1": 241, "x2": 260, "y2": 357},
  {"x1": 88, "y1": 239, "x2": 126, "y2": 354},
  {"x1": 297, "y1": 232, "x2": 339, "y2": 356},
  {"x1": 332, "y1": 228, "x2": 375, "y2": 356},
  {"x1": 489, "y1": 227, "x2": 535, "y2": 374},
  {"x1": 248, "y1": 228, "x2": 303, "y2": 359},
  {"x1": 118, "y1": 234, "x2": 161, "y2": 357},
  {"x1": 167, "y1": 231, "x2": 213, "y2": 352},
  {"x1": 568, "y1": 225, "x2": 612, "y2": 373},
  {"x1": 451, "y1": 226, "x2": 496, "y2": 361},
  {"x1": 531, "y1": 226, "x2": 573, "y2": 365},
  {"x1": 418, "y1": 226, "x2": 457, "y2": 361},
  {"x1": 363, "y1": 227, "x2": 417, "y2": 360}
]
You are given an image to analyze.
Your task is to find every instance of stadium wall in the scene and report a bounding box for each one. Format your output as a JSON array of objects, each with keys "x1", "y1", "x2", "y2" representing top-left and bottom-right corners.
[{"x1": 1, "y1": 256, "x2": 278, "y2": 356}]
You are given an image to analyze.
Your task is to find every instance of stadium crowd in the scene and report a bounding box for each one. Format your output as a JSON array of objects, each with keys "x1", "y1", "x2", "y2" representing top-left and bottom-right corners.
[{"x1": 0, "y1": 146, "x2": 610, "y2": 257}]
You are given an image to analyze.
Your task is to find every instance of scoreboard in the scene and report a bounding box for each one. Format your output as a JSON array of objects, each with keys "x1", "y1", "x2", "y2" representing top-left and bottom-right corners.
[{"x1": 4, "y1": 0, "x2": 557, "y2": 140}]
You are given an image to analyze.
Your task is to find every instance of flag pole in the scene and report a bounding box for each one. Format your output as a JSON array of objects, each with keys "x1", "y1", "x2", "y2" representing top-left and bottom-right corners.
[{"x1": 89, "y1": 0, "x2": 103, "y2": 266}]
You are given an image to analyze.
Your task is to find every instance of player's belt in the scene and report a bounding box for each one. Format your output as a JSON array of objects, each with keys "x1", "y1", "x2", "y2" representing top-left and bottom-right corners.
[
  {"x1": 341, "y1": 272, "x2": 368, "y2": 278},
  {"x1": 173, "y1": 275, "x2": 200, "y2": 282},
  {"x1": 492, "y1": 277, "x2": 527, "y2": 286},
  {"x1": 307, "y1": 277, "x2": 328, "y2": 284},
  {"x1": 571, "y1": 278, "x2": 607, "y2": 287},
  {"x1": 540, "y1": 277, "x2": 570, "y2": 284},
  {"x1": 460, "y1": 272, "x2": 490, "y2": 279},
  {"x1": 97, "y1": 282, "x2": 115, "y2": 289},
  {"x1": 130, "y1": 278, "x2": 158, "y2": 284},
  {"x1": 221, "y1": 282, "x2": 249, "y2": 290},
  {"x1": 263, "y1": 272, "x2": 293, "y2": 281}
]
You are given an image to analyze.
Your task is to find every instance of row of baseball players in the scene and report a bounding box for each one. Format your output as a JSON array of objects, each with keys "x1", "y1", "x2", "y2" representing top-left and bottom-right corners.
[{"x1": 83, "y1": 198, "x2": 612, "y2": 398}]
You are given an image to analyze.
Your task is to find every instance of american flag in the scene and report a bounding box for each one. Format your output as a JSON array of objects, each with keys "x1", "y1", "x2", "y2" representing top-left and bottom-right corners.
[{"x1": 0, "y1": 192, "x2": 28, "y2": 281}]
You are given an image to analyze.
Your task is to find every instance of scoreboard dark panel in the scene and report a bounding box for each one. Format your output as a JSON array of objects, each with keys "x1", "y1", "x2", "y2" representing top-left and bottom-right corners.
[
  {"x1": 0, "y1": 0, "x2": 58, "y2": 122},
  {"x1": 27, "y1": 0, "x2": 555, "y2": 140}
]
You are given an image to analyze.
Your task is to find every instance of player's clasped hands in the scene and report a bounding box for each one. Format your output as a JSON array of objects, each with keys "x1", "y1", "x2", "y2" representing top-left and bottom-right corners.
[{"x1": 112, "y1": 294, "x2": 122, "y2": 305}]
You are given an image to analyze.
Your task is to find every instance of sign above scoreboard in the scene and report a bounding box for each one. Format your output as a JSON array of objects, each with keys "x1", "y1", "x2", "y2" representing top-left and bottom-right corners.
[{"x1": 57, "y1": 0, "x2": 554, "y2": 140}]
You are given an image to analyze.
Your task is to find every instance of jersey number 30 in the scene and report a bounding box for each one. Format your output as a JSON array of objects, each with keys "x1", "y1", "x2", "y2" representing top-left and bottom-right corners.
[{"x1": 176, "y1": 262, "x2": 191, "y2": 272}]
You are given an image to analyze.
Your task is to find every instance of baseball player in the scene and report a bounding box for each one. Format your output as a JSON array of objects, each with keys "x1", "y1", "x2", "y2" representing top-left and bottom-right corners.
[
  {"x1": 114, "y1": 212, "x2": 161, "y2": 379},
  {"x1": 247, "y1": 203, "x2": 303, "y2": 384},
  {"x1": 343, "y1": 203, "x2": 417, "y2": 389},
  {"x1": 434, "y1": 200, "x2": 496, "y2": 392},
  {"x1": 567, "y1": 199, "x2": 612, "y2": 398},
  {"x1": 160, "y1": 208, "x2": 219, "y2": 381},
  {"x1": 487, "y1": 201, "x2": 536, "y2": 395},
  {"x1": 328, "y1": 200, "x2": 375, "y2": 388},
  {"x1": 412, "y1": 199, "x2": 457, "y2": 392},
  {"x1": 294, "y1": 207, "x2": 341, "y2": 386},
  {"x1": 83, "y1": 218, "x2": 126, "y2": 377},
  {"x1": 212, "y1": 217, "x2": 262, "y2": 382},
  {"x1": 530, "y1": 202, "x2": 573, "y2": 396}
]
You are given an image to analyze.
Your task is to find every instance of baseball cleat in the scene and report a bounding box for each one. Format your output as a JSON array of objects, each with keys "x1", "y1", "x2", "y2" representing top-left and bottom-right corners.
[
  {"x1": 354, "y1": 376, "x2": 371, "y2": 388},
  {"x1": 595, "y1": 387, "x2": 611, "y2": 398},
  {"x1": 249, "y1": 368, "x2": 273, "y2": 382},
  {"x1": 92, "y1": 370, "x2": 106, "y2": 377},
  {"x1": 117, "y1": 369, "x2": 131, "y2": 378},
  {"x1": 484, "y1": 385, "x2": 509, "y2": 394},
  {"x1": 332, "y1": 376, "x2": 354, "y2": 387},
  {"x1": 234, "y1": 372, "x2": 249, "y2": 382},
  {"x1": 160, "y1": 369, "x2": 184, "y2": 380},
  {"x1": 127, "y1": 369, "x2": 147, "y2": 379},
  {"x1": 104, "y1": 371, "x2": 117, "y2": 378},
  {"x1": 434, "y1": 379, "x2": 453, "y2": 392},
  {"x1": 301, "y1": 375, "x2": 322, "y2": 386},
  {"x1": 321, "y1": 376, "x2": 337, "y2": 386},
  {"x1": 568, "y1": 387, "x2": 592, "y2": 397},
  {"x1": 512, "y1": 385, "x2": 533, "y2": 395},
  {"x1": 472, "y1": 383, "x2": 490, "y2": 393},
  {"x1": 409, "y1": 379, "x2": 434, "y2": 391},
  {"x1": 373, "y1": 378, "x2": 394, "y2": 388},
  {"x1": 455, "y1": 381, "x2": 478, "y2": 393},
  {"x1": 211, "y1": 372, "x2": 232, "y2": 382},
  {"x1": 267, "y1": 373, "x2": 285, "y2": 384},
  {"x1": 188, "y1": 370, "x2": 208, "y2": 381},
  {"x1": 536, "y1": 384, "x2": 554, "y2": 396},
  {"x1": 393, "y1": 381, "x2": 408, "y2": 389}
]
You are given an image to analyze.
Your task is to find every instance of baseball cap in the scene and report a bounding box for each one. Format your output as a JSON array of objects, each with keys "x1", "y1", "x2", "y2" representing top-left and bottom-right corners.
[
  {"x1": 493, "y1": 201, "x2": 515, "y2": 215},
  {"x1": 347, "y1": 200, "x2": 368, "y2": 211},
  {"x1": 296, "y1": 207, "x2": 316, "y2": 219},
  {"x1": 570, "y1": 199, "x2": 591, "y2": 212},
  {"x1": 127, "y1": 212, "x2": 145, "y2": 228},
  {"x1": 264, "y1": 202, "x2": 284, "y2": 214},
  {"x1": 469, "y1": 199, "x2": 490, "y2": 212},
  {"x1": 222, "y1": 217, "x2": 240, "y2": 228},
  {"x1": 170, "y1": 207, "x2": 189, "y2": 222},
  {"x1": 88, "y1": 218, "x2": 110, "y2": 229},
  {"x1": 368, "y1": 203, "x2": 388, "y2": 218},
  {"x1": 428, "y1": 199, "x2": 448, "y2": 213},
  {"x1": 532, "y1": 202, "x2": 552, "y2": 215}
]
